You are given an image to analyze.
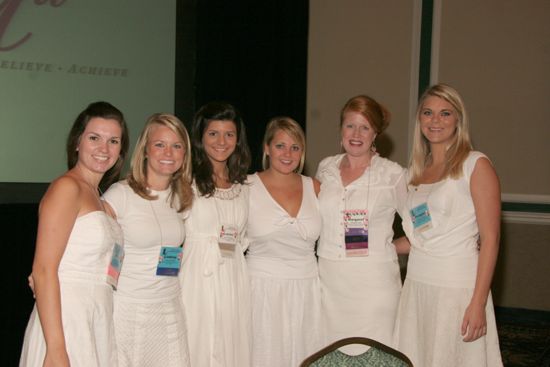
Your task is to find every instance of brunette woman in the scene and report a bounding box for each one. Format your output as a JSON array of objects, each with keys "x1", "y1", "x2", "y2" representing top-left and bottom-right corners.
[
  {"x1": 178, "y1": 102, "x2": 252, "y2": 367},
  {"x1": 20, "y1": 102, "x2": 128, "y2": 367}
]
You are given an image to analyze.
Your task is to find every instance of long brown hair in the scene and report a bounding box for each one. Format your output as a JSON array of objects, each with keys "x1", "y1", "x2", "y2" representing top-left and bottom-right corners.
[
  {"x1": 66, "y1": 101, "x2": 129, "y2": 191},
  {"x1": 191, "y1": 102, "x2": 251, "y2": 197}
]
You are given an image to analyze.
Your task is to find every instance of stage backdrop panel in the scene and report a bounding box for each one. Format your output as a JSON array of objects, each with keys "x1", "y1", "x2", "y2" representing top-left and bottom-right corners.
[{"x1": 0, "y1": 0, "x2": 176, "y2": 183}]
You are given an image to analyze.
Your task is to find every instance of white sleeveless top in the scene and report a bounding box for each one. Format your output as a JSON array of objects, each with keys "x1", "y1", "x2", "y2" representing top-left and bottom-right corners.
[
  {"x1": 402, "y1": 151, "x2": 488, "y2": 288},
  {"x1": 247, "y1": 173, "x2": 322, "y2": 279}
]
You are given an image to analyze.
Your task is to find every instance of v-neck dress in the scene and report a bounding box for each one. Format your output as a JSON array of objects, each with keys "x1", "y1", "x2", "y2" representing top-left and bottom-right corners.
[{"x1": 246, "y1": 173, "x2": 322, "y2": 367}]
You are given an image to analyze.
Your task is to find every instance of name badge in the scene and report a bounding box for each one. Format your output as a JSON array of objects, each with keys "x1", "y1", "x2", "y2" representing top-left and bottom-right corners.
[
  {"x1": 344, "y1": 209, "x2": 369, "y2": 257},
  {"x1": 107, "y1": 243, "x2": 124, "y2": 289},
  {"x1": 410, "y1": 202, "x2": 433, "y2": 232},
  {"x1": 156, "y1": 246, "x2": 183, "y2": 276},
  {"x1": 219, "y1": 224, "x2": 238, "y2": 257}
]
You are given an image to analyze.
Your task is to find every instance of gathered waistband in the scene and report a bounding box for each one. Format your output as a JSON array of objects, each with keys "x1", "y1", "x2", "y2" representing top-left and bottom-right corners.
[
  {"x1": 247, "y1": 256, "x2": 318, "y2": 279},
  {"x1": 406, "y1": 249, "x2": 478, "y2": 288}
]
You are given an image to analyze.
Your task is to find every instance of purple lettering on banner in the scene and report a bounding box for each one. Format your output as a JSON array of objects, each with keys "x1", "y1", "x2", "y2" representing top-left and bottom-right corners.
[
  {"x1": 0, "y1": 0, "x2": 31, "y2": 51},
  {"x1": 1, "y1": 0, "x2": 67, "y2": 52}
]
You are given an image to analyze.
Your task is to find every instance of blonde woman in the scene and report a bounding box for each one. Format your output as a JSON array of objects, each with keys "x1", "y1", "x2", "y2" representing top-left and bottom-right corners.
[
  {"x1": 247, "y1": 117, "x2": 322, "y2": 367},
  {"x1": 103, "y1": 114, "x2": 193, "y2": 366},
  {"x1": 393, "y1": 84, "x2": 503, "y2": 366}
]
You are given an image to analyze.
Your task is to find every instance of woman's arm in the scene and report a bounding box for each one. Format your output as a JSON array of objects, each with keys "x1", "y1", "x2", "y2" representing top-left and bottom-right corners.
[
  {"x1": 393, "y1": 236, "x2": 411, "y2": 255},
  {"x1": 32, "y1": 176, "x2": 81, "y2": 366},
  {"x1": 313, "y1": 178, "x2": 321, "y2": 197},
  {"x1": 461, "y1": 157, "x2": 501, "y2": 342}
]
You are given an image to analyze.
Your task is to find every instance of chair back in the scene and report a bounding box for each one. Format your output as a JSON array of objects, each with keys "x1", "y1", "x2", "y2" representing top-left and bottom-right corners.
[{"x1": 300, "y1": 337, "x2": 413, "y2": 367}]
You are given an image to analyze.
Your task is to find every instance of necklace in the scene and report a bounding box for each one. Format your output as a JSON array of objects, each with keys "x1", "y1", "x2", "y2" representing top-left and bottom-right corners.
[{"x1": 214, "y1": 184, "x2": 242, "y2": 200}]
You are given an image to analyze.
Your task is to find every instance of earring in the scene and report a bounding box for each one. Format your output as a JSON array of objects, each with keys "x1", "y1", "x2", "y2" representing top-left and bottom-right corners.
[{"x1": 371, "y1": 140, "x2": 377, "y2": 153}]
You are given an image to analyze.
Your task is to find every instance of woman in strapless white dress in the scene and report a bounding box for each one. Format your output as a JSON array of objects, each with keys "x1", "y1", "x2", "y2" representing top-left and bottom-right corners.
[{"x1": 19, "y1": 102, "x2": 129, "y2": 367}]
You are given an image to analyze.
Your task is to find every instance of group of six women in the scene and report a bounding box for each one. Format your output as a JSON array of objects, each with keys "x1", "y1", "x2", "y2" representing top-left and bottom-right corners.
[{"x1": 20, "y1": 83, "x2": 503, "y2": 367}]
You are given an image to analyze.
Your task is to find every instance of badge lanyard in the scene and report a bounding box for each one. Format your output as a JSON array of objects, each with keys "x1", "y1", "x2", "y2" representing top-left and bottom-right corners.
[
  {"x1": 214, "y1": 185, "x2": 240, "y2": 258},
  {"x1": 408, "y1": 183, "x2": 435, "y2": 233},
  {"x1": 343, "y1": 167, "x2": 371, "y2": 257},
  {"x1": 150, "y1": 197, "x2": 184, "y2": 276}
]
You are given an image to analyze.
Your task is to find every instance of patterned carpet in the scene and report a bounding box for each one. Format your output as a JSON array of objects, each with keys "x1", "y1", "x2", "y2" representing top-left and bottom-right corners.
[{"x1": 496, "y1": 307, "x2": 550, "y2": 367}]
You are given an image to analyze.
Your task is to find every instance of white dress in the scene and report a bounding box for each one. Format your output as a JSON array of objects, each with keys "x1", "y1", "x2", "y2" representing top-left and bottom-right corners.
[
  {"x1": 103, "y1": 181, "x2": 190, "y2": 367},
  {"x1": 179, "y1": 182, "x2": 251, "y2": 367},
  {"x1": 247, "y1": 174, "x2": 322, "y2": 367},
  {"x1": 394, "y1": 151, "x2": 503, "y2": 367},
  {"x1": 316, "y1": 154, "x2": 407, "y2": 354},
  {"x1": 20, "y1": 211, "x2": 123, "y2": 367}
]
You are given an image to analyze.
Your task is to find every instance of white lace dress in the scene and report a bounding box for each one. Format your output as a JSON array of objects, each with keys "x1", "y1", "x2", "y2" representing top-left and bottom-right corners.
[
  {"x1": 247, "y1": 174, "x2": 322, "y2": 367},
  {"x1": 178, "y1": 182, "x2": 251, "y2": 367},
  {"x1": 394, "y1": 151, "x2": 503, "y2": 367}
]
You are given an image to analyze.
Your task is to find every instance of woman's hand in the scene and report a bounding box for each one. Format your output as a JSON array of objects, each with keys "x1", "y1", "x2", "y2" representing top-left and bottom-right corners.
[
  {"x1": 461, "y1": 301, "x2": 487, "y2": 342},
  {"x1": 28, "y1": 274, "x2": 36, "y2": 297},
  {"x1": 43, "y1": 346, "x2": 70, "y2": 367}
]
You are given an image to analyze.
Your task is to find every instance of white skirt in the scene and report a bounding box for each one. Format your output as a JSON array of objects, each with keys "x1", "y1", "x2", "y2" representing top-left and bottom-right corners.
[
  {"x1": 20, "y1": 281, "x2": 117, "y2": 367},
  {"x1": 394, "y1": 278, "x2": 503, "y2": 367},
  {"x1": 250, "y1": 275, "x2": 322, "y2": 367},
  {"x1": 319, "y1": 257, "x2": 402, "y2": 355},
  {"x1": 113, "y1": 295, "x2": 190, "y2": 367}
]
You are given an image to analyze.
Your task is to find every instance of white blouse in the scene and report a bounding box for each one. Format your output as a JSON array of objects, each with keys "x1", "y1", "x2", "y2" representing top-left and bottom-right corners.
[{"x1": 315, "y1": 153, "x2": 407, "y2": 262}]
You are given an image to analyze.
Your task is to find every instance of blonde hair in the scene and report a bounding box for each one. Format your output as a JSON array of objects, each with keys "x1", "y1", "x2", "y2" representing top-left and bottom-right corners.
[
  {"x1": 127, "y1": 113, "x2": 193, "y2": 212},
  {"x1": 262, "y1": 116, "x2": 306, "y2": 174},
  {"x1": 409, "y1": 83, "x2": 473, "y2": 185}
]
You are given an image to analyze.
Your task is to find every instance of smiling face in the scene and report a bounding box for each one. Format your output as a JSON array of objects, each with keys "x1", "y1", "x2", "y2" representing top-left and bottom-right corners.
[
  {"x1": 419, "y1": 96, "x2": 459, "y2": 147},
  {"x1": 202, "y1": 119, "x2": 237, "y2": 167},
  {"x1": 340, "y1": 111, "x2": 377, "y2": 158},
  {"x1": 76, "y1": 117, "x2": 122, "y2": 177},
  {"x1": 265, "y1": 129, "x2": 303, "y2": 175},
  {"x1": 146, "y1": 124, "x2": 185, "y2": 186}
]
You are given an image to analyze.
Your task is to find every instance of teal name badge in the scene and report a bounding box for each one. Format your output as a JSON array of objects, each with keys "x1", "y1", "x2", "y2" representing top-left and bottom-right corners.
[
  {"x1": 156, "y1": 246, "x2": 183, "y2": 276},
  {"x1": 410, "y1": 202, "x2": 433, "y2": 232}
]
